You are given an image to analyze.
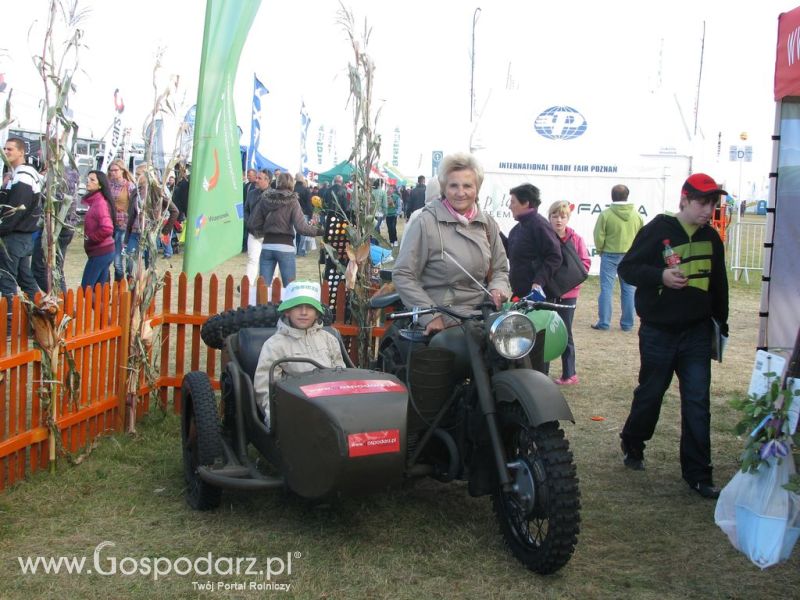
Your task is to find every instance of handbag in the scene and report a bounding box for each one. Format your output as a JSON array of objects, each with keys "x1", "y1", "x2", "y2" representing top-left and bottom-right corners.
[{"x1": 543, "y1": 237, "x2": 589, "y2": 298}]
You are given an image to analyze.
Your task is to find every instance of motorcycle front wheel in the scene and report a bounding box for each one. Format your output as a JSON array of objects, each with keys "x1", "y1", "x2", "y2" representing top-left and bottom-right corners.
[{"x1": 492, "y1": 403, "x2": 580, "y2": 574}]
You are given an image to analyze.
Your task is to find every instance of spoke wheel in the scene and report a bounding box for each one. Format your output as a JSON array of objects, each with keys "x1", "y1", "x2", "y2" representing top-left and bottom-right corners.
[
  {"x1": 492, "y1": 403, "x2": 580, "y2": 574},
  {"x1": 181, "y1": 371, "x2": 223, "y2": 510}
]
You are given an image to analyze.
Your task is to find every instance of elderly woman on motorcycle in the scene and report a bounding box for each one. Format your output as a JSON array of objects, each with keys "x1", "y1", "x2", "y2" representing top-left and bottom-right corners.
[{"x1": 393, "y1": 152, "x2": 511, "y2": 335}]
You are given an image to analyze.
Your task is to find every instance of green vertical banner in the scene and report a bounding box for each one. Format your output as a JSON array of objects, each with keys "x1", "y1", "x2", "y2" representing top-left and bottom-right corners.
[{"x1": 183, "y1": 0, "x2": 261, "y2": 277}]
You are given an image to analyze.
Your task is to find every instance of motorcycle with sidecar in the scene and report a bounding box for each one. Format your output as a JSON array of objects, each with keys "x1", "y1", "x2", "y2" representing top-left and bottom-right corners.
[{"x1": 181, "y1": 296, "x2": 580, "y2": 574}]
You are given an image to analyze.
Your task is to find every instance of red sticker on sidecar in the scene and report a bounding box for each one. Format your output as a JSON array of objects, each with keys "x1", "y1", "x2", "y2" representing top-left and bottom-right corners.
[
  {"x1": 348, "y1": 429, "x2": 401, "y2": 457},
  {"x1": 300, "y1": 379, "x2": 405, "y2": 398}
]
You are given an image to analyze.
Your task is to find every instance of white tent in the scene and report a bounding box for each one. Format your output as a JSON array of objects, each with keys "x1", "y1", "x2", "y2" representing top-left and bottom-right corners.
[{"x1": 471, "y1": 89, "x2": 693, "y2": 273}]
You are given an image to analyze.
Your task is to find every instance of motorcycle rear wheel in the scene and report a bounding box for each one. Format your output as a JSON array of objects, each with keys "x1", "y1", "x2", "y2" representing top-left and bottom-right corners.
[{"x1": 492, "y1": 403, "x2": 580, "y2": 574}]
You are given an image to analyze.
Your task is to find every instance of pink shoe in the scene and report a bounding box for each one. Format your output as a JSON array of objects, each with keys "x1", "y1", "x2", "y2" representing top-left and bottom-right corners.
[{"x1": 555, "y1": 375, "x2": 579, "y2": 385}]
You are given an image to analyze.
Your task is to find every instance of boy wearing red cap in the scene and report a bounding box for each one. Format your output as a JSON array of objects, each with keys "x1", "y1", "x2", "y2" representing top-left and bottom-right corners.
[{"x1": 617, "y1": 173, "x2": 729, "y2": 499}]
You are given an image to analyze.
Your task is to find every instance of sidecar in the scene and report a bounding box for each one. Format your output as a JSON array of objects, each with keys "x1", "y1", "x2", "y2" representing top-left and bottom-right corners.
[{"x1": 181, "y1": 324, "x2": 410, "y2": 510}]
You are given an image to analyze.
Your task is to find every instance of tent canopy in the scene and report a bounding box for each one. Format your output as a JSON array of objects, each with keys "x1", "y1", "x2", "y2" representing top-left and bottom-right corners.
[
  {"x1": 318, "y1": 161, "x2": 384, "y2": 184},
  {"x1": 381, "y1": 164, "x2": 411, "y2": 186},
  {"x1": 318, "y1": 161, "x2": 354, "y2": 184},
  {"x1": 240, "y1": 147, "x2": 287, "y2": 174}
]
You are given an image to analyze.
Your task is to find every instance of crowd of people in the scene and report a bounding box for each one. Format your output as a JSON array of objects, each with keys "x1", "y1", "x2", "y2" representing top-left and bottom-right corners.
[
  {"x1": 0, "y1": 135, "x2": 183, "y2": 316},
  {"x1": 2, "y1": 139, "x2": 730, "y2": 498},
  {"x1": 391, "y1": 152, "x2": 729, "y2": 500}
]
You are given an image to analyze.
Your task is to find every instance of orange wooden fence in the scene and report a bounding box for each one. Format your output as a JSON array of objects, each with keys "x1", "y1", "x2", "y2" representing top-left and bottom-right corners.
[{"x1": 0, "y1": 272, "x2": 388, "y2": 492}]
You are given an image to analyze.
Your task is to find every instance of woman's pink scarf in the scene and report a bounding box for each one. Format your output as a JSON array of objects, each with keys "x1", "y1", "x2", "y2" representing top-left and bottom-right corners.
[{"x1": 442, "y1": 198, "x2": 478, "y2": 225}]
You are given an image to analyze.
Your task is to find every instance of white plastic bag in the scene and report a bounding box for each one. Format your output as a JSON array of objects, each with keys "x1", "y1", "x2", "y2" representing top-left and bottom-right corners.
[
  {"x1": 302, "y1": 236, "x2": 317, "y2": 252},
  {"x1": 715, "y1": 453, "x2": 800, "y2": 569}
]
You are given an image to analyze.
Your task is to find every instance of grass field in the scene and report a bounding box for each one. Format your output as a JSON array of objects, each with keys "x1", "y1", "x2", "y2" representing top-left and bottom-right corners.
[{"x1": 0, "y1": 226, "x2": 797, "y2": 599}]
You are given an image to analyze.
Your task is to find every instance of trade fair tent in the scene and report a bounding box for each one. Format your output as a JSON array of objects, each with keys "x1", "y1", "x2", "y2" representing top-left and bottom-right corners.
[
  {"x1": 381, "y1": 164, "x2": 411, "y2": 187},
  {"x1": 758, "y1": 6, "x2": 800, "y2": 352},
  {"x1": 317, "y1": 161, "x2": 384, "y2": 184},
  {"x1": 471, "y1": 88, "x2": 695, "y2": 274},
  {"x1": 317, "y1": 161, "x2": 354, "y2": 183},
  {"x1": 240, "y1": 147, "x2": 287, "y2": 174}
]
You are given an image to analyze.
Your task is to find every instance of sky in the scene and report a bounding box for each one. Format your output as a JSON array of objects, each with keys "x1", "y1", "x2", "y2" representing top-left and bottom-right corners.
[{"x1": 2, "y1": 0, "x2": 797, "y2": 198}]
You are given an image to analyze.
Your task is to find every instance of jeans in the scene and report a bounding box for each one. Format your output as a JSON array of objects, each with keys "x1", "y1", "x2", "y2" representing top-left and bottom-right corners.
[
  {"x1": 259, "y1": 248, "x2": 296, "y2": 287},
  {"x1": 0, "y1": 232, "x2": 40, "y2": 321},
  {"x1": 126, "y1": 232, "x2": 141, "y2": 272},
  {"x1": 113, "y1": 228, "x2": 126, "y2": 281},
  {"x1": 597, "y1": 252, "x2": 636, "y2": 330},
  {"x1": 32, "y1": 227, "x2": 75, "y2": 294},
  {"x1": 157, "y1": 232, "x2": 173, "y2": 258},
  {"x1": 621, "y1": 321, "x2": 713, "y2": 484},
  {"x1": 386, "y1": 215, "x2": 398, "y2": 244},
  {"x1": 554, "y1": 297, "x2": 578, "y2": 378},
  {"x1": 295, "y1": 215, "x2": 311, "y2": 256},
  {"x1": 81, "y1": 251, "x2": 115, "y2": 290}
]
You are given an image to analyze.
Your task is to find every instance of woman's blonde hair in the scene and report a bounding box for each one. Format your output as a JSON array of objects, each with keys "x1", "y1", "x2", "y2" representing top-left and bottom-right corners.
[
  {"x1": 276, "y1": 171, "x2": 295, "y2": 190},
  {"x1": 437, "y1": 152, "x2": 484, "y2": 192},
  {"x1": 548, "y1": 200, "x2": 572, "y2": 219},
  {"x1": 111, "y1": 159, "x2": 134, "y2": 183}
]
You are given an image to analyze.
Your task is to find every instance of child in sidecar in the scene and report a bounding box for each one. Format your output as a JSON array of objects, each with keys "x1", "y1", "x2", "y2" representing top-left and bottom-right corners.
[{"x1": 253, "y1": 281, "x2": 347, "y2": 429}]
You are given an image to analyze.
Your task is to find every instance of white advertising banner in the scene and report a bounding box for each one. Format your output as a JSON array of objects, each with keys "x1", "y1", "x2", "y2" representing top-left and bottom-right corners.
[{"x1": 100, "y1": 89, "x2": 125, "y2": 172}]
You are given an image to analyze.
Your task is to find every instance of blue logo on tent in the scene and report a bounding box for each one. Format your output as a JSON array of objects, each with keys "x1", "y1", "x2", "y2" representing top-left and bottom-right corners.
[{"x1": 534, "y1": 106, "x2": 588, "y2": 140}]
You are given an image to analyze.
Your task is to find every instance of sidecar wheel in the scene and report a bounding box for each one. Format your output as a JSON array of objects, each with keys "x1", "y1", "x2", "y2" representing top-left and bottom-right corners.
[
  {"x1": 181, "y1": 372, "x2": 223, "y2": 510},
  {"x1": 492, "y1": 403, "x2": 580, "y2": 574}
]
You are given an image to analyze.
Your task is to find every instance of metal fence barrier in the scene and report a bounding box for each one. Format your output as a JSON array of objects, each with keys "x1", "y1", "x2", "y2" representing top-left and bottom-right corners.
[{"x1": 728, "y1": 220, "x2": 765, "y2": 283}]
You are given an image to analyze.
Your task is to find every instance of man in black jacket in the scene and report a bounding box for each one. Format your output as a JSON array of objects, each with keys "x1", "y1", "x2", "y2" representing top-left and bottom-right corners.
[
  {"x1": 323, "y1": 175, "x2": 349, "y2": 222},
  {"x1": 0, "y1": 137, "x2": 42, "y2": 319},
  {"x1": 617, "y1": 173, "x2": 729, "y2": 500},
  {"x1": 242, "y1": 168, "x2": 258, "y2": 252},
  {"x1": 405, "y1": 175, "x2": 426, "y2": 217}
]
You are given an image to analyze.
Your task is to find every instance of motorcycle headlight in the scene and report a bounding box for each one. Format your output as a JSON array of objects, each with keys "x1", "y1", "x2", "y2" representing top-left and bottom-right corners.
[{"x1": 489, "y1": 312, "x2": 536, "y2": 359}]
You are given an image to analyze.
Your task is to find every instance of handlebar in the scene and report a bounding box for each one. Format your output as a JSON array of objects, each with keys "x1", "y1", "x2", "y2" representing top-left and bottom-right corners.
[
  {"x1": 511, "y1": 299, "x2": 576, "y2": 311},
  {"x1": 389, "y1": 300, "x2": 574, "y2": 321},
  {"x1": 388, "y1": 305, "x2": 472, "y2": 321}
]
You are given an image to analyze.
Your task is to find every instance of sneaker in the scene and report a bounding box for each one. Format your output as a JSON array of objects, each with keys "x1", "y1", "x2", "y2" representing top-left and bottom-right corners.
[
  {"x1": 555, "y1": 375, "x2": 579, "y2": 385},
  {"x1": 687, "y1": 481, "x2": 720, "y2": 499},
  {"x1": 591, "y1": 323, "x2": 609, "y2": 330},
  {"x1": 620, "y1": 439, "x2": 645, "y2": 471}
]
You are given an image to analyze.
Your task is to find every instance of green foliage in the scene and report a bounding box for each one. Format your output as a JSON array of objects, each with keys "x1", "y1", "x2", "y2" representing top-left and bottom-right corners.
[
  {"x1": 330, "y1": 3, "x2": 383, "y2": 367},
  {"x1": 730, "y1": 372, "x2": 800, "y2": 483}
]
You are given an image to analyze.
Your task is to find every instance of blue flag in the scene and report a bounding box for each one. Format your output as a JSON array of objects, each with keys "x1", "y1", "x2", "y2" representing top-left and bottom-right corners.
[{"x1": 247, "y1": 74, "x2": 269, "y2": 171}]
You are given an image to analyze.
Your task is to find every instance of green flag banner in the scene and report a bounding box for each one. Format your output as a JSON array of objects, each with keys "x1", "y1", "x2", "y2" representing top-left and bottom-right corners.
[{"x1": 183, "y1": 0, "x2": 261, "y2": 277}]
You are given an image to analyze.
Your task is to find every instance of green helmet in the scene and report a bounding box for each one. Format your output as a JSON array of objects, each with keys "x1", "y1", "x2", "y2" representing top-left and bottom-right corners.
[{"x1": 526, "y1": 310, "x2": 568, "y2": 362}]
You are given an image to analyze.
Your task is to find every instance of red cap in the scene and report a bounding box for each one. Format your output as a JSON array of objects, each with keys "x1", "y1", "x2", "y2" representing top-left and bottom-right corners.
[{"x1": 682, "y1": 173, "x2": 727, "y2": 197}]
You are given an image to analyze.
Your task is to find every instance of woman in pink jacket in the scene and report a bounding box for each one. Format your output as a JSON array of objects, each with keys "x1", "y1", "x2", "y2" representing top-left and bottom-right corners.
[
  {"x1": 81, "y1": 170, "x2": 116, "y2": 289},
  {"x1": 548, "y1": 201, "x2": 592, "y2": 385}
]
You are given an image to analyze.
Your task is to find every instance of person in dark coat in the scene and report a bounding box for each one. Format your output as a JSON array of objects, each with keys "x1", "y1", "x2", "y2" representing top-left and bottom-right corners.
[
  {"x1": 294, "y1": 172, "x2": 313, "y2": 256},
  {"x1": 405, "y1": 175, "x2": 426, "y2": 217},
  {"x1": 505, "y1": 183, "x2": 563, "y2": 373},
  {"x1": 505, "y1": 183, "x2": 562, "y2": 299},
  {"x1": 322, "y1": 175, "x2": 349, "y2": 222}
]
